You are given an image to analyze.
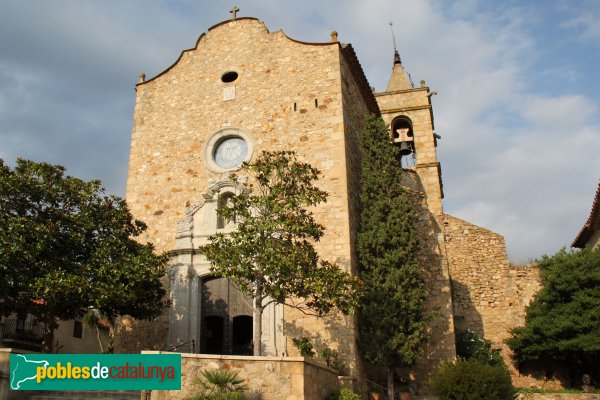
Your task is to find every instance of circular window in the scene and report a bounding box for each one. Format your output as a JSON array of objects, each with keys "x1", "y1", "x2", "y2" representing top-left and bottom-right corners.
[
  {"x1": 205, "y1": 128, "x2": 254, "y2": 173},
  {"x1": 221, "y1": 71, "x2": 238, "y2": 83},
  {"x1": 214, "y1": 137, "x2": 248, "y2": 169}
]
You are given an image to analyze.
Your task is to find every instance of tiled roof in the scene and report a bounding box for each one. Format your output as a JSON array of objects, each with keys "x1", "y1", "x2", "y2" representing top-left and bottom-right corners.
[
  {"x1": 572, "y1": 181, "x2": 600, "y2": 248},
  {"x1": 340, "y1": 44, "x2": 381, "y2": 115}
]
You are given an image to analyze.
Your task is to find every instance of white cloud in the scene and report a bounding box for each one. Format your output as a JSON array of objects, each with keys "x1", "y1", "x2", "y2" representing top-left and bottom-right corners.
[
  {"x1": 363, "y1": 1, "x2": 600, "y2": 262},
  {"x1": 444, "y1": 91, "x2": 600, "y2": 261},
  {"x1": 520, "y1": 95, "x2": 596, "y2": 128},
  {"x1": 0, "y1": 0, "x2": 598, "y2": 263},
  {"x1": 561, "y1": 0, "x2": 600, "y2": 44}
]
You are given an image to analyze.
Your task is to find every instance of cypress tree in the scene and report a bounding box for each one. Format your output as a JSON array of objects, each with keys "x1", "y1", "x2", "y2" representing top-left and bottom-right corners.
[{"x1": 357, "y1": 115, "x2": 429, "y2": 399}]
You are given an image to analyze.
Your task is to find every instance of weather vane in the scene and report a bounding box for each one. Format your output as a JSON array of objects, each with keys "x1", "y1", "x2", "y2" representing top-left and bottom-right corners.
[{"x1": 389, "y1": 21, "x2": 397, "y2": 52}]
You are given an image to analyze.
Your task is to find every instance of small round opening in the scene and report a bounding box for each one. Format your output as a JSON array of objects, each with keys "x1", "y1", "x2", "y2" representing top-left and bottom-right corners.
[{"x1": 221, "y1": 71, "x2": 238, "y2": 83}]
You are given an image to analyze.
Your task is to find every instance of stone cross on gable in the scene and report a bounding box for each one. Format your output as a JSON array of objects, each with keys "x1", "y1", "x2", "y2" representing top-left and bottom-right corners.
[{"x1": 230, "y1": 6, "x2": 239, "y2": 19}]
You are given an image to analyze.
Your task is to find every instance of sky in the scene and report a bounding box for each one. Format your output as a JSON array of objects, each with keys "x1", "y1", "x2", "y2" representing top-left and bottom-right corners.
[{"x1": 1, "y1": 0, "x2": 599, "y2": 263}]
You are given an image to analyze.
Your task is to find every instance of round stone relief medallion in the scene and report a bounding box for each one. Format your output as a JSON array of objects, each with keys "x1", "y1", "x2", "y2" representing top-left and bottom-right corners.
[
  {"x1": 214, "y1": 137, "x2": 248, "y2": 169},
  {"x1": 205, "y1": 128, "x2": 254, "y2": 173}
]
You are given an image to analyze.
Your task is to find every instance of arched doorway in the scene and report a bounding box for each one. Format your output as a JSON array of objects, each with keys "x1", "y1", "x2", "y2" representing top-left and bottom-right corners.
[{"x1": 201, "y1": 276, "x2": 253, "y2": 355}]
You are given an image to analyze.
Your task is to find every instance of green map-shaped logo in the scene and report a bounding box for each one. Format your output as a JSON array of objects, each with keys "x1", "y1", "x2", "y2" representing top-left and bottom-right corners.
[
  {"x1": 10, "y1": 354, "x2": 49, "y2": 390},
  {"x1": 9, "y1": 353, "x2": 181, "y2": 390}
]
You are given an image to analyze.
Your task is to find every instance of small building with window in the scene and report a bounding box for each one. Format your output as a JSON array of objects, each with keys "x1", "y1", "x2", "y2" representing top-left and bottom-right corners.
[{"x1": 0, "y1": 315, "x2": 108, "y2": 353}]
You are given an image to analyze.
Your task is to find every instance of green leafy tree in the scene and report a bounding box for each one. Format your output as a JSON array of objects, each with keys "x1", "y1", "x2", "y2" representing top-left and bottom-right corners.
[
  {"x1": 0, "y1": 159, "x2": 168, "y2": 352},
  {"x1": 506, "y1": 247, "x2": 600, "y2": 382},
  {"x1": 200, "y1": 151, "x2": 361, "y2": 356},
  {"x1": 356, "y1": 115, "x2": 428, "y2": 399}
]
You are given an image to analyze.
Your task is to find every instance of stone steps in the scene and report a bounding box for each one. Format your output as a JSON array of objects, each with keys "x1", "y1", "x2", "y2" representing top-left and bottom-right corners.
[{"x1": 17, "y1": 390, "x2": 141, "y2": 400}]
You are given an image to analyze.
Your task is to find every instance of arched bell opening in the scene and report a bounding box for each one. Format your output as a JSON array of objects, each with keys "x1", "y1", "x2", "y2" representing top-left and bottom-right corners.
[{"x1": 391, "y1": 116, "x2": 416, "y2": 167}]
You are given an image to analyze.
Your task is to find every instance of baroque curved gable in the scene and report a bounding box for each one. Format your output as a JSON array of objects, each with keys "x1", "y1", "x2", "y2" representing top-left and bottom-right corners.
[{"x1": 137, "y1": 17, "x2": 340, "y2": 87}]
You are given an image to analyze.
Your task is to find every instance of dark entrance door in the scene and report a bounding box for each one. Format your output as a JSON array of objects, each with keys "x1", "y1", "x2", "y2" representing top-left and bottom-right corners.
[
  {"x1": 204, "y1": 315, "x2": 224, "y2": 354},
  {"x1": 232, "y1": 315, "x2": 253, "y2": 355},
  {"x1": 201, "y1": 276, "x2": 253, "y2": 354}
]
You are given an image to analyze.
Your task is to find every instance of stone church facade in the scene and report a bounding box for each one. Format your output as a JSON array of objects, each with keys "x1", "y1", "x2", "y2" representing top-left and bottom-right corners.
[{"x1": 118, "y1": 16, "x2": 541, "y2": 386}]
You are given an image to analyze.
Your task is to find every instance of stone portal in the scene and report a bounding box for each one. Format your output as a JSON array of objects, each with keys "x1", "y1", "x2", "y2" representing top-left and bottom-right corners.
[{"x1": 167, "y1": 180, "x2": 284, "y2": 356}]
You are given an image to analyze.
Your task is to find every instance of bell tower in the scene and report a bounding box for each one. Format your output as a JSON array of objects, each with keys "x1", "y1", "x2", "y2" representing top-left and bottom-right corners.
[
  {"x1": 374, "y1": 50, "x2": 444, "y2": 216},
  {"x1": 374, "y1": 49, "x2": 457, "y2": 386}
]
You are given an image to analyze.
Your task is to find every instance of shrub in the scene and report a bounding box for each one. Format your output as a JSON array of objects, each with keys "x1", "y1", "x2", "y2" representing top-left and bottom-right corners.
[
  {"x1": 321, "y1": 348, "x2": 348, "y2": 375},
  {"x1": 430, "y1": 359, "x2": 515, "y2": 400},
  {"x1": 187, "y1": 393, "x2": 244, "y2": 400},
  {"x1": 292, "y1": 337, "x2": 316, "y2": 359},
  {"x1": 326, "y1": 388, "x2": 361, "y2": 400},
  {"x1": 456, "y1": 329, "x2": 504, "y2": 367}
]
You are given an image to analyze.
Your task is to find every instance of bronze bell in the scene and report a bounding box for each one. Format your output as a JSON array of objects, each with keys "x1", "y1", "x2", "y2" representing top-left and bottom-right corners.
[{"x1": 398, "y1": 141, "x2": 412, "y2": 156}]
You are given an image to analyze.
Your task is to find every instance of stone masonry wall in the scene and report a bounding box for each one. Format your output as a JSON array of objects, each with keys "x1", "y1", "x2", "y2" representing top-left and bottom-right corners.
[
  {"x1": 444, "y1": 214, "x2": 542, "y2": 371},
  {"x1": 517, "y1": 394, "x2": 599, "y2": 400},
  {"x1": 340, "y1": 45, "x2": 372, "y2": 277},
  {"x1": 126, "y1": 18, "x2": 349, "y2": 257},
  {"x1": 145, "y1": 352, "x2": 339, "y2": 400},
  {"x1": 397, "y1": 172, "x2": 455, "y2": 395},
  {"x1": 122, "y1": 18, "x2": 372, "y2": 378}
]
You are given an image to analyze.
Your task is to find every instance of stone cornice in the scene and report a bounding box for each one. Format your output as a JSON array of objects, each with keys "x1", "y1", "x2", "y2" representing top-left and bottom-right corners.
[
  {"x1": 415, "y1": 161, "x2": 441, "y2": 169},
  {"x1": 380, "y1": 105, "x2": 431, "y2": 114},
  {"x1": 167, "y1": 248, "x2": 196, "y2": 257},
  {"x1": 375, "y1": 86, "x2": 429, "y2": 96}
]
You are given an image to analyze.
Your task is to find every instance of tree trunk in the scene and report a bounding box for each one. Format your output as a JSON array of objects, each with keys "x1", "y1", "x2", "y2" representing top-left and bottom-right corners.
[
  {"x1": 107, "y1": 321, "x2": 115, "y2": 353},
  {"x1": 387, "y1": 367, "x2": 395, "y2": 400},
  {"x1": 95, "y1": 325, "x2": 105, "y2": 353},
  {"x1": 253, "y1": 297, "x2": 263, "y2": 356},
  {"x1": 42, "y1": 318, "x2": 58, "y2": 353},
  {"x1": 253, "y1": 280, "x2": 263, "y2": 356}
]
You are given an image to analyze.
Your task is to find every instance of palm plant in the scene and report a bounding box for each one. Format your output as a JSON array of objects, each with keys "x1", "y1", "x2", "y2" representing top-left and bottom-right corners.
[{"x1": 185, "y1": 369, "x2": 247, "y2": 400}]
